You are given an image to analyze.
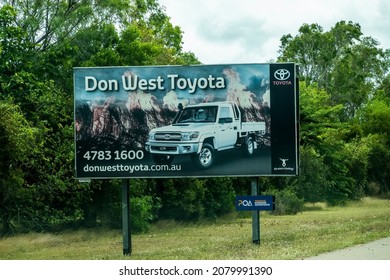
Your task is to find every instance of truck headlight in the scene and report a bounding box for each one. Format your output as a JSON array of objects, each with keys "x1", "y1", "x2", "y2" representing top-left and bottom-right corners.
[
  {"x1": 182, "y1": 131, "x2": 199, "y2": 141},
  {"x1": 148, "y1": 132, "x2": 155, "y2": 140}
]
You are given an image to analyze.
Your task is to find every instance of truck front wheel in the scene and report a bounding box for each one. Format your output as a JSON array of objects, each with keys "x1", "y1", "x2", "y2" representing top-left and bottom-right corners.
[
  {"x1": 151, "y1": 154, "x2": 174, "y2": 165},
  {"x1": 192, "y1": 143, "x2": 215, "y2": 169}
]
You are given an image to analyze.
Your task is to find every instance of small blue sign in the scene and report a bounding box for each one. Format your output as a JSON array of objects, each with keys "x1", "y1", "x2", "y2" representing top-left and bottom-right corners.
[{"x1": 235, "y1": 195, "x2": 275, "y2": 211}]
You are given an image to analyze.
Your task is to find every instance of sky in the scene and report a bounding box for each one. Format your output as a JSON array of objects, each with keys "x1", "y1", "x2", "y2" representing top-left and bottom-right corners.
[{"x1": 159, "y1": 0, "x2": 390, "y2": 64}]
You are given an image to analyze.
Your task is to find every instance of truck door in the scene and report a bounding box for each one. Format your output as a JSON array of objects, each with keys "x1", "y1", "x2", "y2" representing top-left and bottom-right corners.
[{"x1": 216, "y1": 105, "x2": 237, "y2": 149}]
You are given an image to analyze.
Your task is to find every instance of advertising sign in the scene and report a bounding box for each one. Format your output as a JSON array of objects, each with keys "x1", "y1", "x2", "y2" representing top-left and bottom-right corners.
[
  {"x1": 235, "y1": 195, "x2": 275, "y2": 211},
  {"x1": 74, "y1": 63, "x2": 299, "y2": 179}
]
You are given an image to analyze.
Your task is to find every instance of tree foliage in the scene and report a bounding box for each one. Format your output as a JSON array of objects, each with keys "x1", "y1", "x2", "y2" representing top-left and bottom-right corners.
[
  {"x1": 0, "y1": 1, "x2": 389, "y2": 234},
  {"x1": 0, "y1": 100, "x2": 38, "y2": 233},
  {"x1": 0, "y1": 1, "x2": 200, "y2": 234},
  {"x1": 279, "y1": 20, "x2": 389, "y2": 118},
  {"x1": 279, "y1": 21, "x2": 390, "y2": 204}
]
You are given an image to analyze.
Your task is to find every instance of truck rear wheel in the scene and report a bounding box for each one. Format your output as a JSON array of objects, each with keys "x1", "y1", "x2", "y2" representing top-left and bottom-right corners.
[
  {"x1": 151, "y1": 154, "x2": 174, "y2": 164},
  {"x1": 244, "y1": 136, "x2": 255, "y2": 156},
  {"x1": 192, "y1": 143, "x2": 215, "y2": 169}
]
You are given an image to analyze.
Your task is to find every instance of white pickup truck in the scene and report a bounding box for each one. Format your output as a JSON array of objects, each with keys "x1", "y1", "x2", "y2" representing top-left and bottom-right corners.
[{"x1": 145, "y1": 101, "x2": 266, "y2": 169}]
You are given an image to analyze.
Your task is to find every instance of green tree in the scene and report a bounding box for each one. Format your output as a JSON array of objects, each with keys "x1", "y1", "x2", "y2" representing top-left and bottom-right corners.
[
  {"x1": 203, "y1": 178, "x2": 235, "y2": 219},
  {"x1": 279, "y1": 20, "x2": 389, "y2": 118},
  {"x1": 297, "y1": 82, "x2": 349, "y2": 203},
  {"x1": 279, "y1": 21, "x2": 389, "y2": 204},
  {"x1": 156, "y1": 179, "x2": 206, "y2": 221},
  {"x1": 294, "y1": 146, "x2": 329, "y2": 204},
  {"x1": 358, "y1": 95, "x2": 390, "y2": 195},
  {"x1": 365, "y1": 134, "x2": 390, "y2": 196},
  {"x1": 6, "y1": 0, "x2": 197, "y2": 90},
  {"x1": 0, "y1": 1, "x2": 200, "y2": 232},
  {"x1": 0, "y1": 101, "x2": 37, "y2": 234},
  {"x1": 299, "y1": 82, "x2": 344, "y2": 148}
]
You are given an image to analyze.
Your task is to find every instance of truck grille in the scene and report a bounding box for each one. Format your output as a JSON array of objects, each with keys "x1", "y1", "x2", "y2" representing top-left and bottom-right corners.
[
  {"x1": 155, "y1": 132, "x2": 182, "y2": 141},
  {"x1": 151, "y1": 146, "x2": 177, "y2": 152}
]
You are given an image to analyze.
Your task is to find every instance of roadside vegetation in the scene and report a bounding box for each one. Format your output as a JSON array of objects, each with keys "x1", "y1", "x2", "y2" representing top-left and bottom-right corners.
[
  {"x1": 0, "y1": 197, "x2": 389, "y2": 260},
  {"x1": 0, "y1": 0, "x2": 389, "y2": 238}
]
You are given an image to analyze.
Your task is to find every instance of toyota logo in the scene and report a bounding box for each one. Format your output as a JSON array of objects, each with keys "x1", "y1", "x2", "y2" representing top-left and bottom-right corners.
[
  {"x1": 274, "y1": 69, "x2": 290, "y2": 81},
  {"x1": 164, "y1": 134, "x2": 171, "y2": 140}
]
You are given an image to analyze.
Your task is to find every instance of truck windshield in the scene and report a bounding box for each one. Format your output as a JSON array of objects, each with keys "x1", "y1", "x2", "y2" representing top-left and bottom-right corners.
[{"x1": 177, "y1": 106, "x2": 218, "y2": 123}]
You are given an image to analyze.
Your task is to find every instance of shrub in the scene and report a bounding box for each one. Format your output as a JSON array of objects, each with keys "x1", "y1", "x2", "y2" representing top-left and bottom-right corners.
[
  {"x1": 267, "y1": 188, "x2": 304, "y2": 215},
  {"x1": 131, "y1": 196, "x2": 161, "y2": 233},
  {"x1": 156, "y1": 179, "x2": 206, "y2": 221},
  {"x1": 203, "y1": 178, "x2": 235, "y2": 219}
]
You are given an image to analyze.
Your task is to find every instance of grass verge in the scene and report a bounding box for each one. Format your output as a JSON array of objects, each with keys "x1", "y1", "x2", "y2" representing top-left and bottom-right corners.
[{"x1": 0, "y1": 197, "x2": 389, "y2": 260}]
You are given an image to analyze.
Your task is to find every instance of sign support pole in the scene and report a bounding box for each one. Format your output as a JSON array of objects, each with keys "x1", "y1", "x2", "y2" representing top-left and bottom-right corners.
[
  {"x1": 251, "y1": 177, "x2": 260, "y2": 244},
  {"x1": 122, "y1": 179, "x2": 132, "y2": 255}
]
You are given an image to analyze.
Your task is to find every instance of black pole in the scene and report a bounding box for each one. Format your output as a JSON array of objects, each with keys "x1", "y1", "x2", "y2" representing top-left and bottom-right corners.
[
  {"x1": 122, "y1": 179, "x2": 132, "y2": 255},
  {"x1": 251, "y1": 177, "x2": 260, "y2": 244}
]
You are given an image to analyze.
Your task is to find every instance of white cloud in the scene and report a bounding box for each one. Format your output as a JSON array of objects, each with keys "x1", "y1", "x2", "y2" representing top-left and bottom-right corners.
[{"x1": 160, "y1": 0, "x2": 390, "y2": 64}]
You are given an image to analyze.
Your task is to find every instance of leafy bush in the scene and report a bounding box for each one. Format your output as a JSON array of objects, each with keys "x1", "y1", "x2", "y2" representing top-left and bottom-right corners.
[
  {"x1": 156, "y1": 179, "x2": 206, "y2": 221},
  {"x1": 267, "y1": 188, "x2": 304, "y2": 215},
  {"x1": 203, "y1": 178, "x2": 235, "y2": 219},
  {"x1": 131, "y1": 196, "x2": 161, "y2": 233}
]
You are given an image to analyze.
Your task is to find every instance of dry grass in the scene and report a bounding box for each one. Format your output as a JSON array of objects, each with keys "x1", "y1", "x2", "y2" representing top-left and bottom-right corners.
[{"x1": 0, "y1": 197, "x2": 389, "y2": 260}]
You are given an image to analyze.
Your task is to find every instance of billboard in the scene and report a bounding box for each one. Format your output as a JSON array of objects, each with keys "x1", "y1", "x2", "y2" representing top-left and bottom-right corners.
[{"x1": 74, "y1": 63, "x2": 299, "y2": 179}]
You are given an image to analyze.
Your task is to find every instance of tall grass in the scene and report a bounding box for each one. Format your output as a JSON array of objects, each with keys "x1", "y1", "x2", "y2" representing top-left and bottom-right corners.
[{"x1": 0, "y1": 197, "x2": 389, "y2": 260}]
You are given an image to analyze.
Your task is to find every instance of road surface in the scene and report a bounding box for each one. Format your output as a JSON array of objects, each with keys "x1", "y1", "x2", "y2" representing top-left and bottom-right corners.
[{"x1": 305, "y1": 237, "x2": 390, "y2": 260}]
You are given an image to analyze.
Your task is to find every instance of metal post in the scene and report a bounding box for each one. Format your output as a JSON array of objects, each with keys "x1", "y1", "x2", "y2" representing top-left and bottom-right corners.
[
  {"x1": 251, "y1": 177, "x2": 260, "y2": 244},
  {"x1": 122, "y1": 179, "x2": 132, "y2": 255}
]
